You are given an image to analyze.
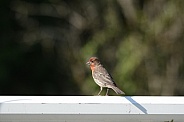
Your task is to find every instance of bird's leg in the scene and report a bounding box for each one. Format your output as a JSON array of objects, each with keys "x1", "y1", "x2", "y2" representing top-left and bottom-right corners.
[
  {"x1": 105, "y1": 88, "x2": 109, "y2": 96},
  {"x1": 97, "y1": 87, "x2": 103, "y2": 96}
]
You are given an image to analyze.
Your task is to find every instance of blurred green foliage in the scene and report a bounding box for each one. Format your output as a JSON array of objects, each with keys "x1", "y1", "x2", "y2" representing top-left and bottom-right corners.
[{"x1": 0, "y1": 0, "x2": 184, "y2": 95}]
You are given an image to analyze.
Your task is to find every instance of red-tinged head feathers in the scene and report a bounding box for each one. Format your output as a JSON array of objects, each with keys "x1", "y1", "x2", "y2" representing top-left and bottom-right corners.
[{"x1": 86, "y1": 57, "x2": 101, "y2": 71}]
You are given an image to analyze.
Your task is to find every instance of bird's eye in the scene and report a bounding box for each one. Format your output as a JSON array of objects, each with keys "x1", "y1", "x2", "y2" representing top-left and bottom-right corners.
[{"x1": 91, "y1": 60, "x2": 94, "y2": 63}]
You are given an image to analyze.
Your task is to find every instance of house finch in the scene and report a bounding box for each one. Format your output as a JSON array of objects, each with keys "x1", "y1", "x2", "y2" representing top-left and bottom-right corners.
[{"x1": 86, "y1": 57, "x2": 125, "y2": 96}]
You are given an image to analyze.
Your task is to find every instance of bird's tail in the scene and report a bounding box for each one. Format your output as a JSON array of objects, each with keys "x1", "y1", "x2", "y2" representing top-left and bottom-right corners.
[{"x1": 111, "y1": 86, "x2": 125, "y2": 95}]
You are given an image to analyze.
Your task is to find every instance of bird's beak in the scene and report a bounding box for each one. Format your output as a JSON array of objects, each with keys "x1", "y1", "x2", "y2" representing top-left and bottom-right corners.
[{"x1": 86, "y1": 61, "x2": 91, "y2": 65}]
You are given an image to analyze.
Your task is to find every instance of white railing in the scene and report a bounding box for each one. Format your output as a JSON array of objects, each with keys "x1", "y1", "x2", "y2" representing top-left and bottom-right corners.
[{"x1": 0, "y1": 96, "x2": 184, "y2": 122}]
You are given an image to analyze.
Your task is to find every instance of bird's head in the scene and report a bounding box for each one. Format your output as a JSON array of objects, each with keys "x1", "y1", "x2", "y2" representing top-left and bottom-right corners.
[{"x1": 86, "y1": 57, "x2": 101, "y2": 68}]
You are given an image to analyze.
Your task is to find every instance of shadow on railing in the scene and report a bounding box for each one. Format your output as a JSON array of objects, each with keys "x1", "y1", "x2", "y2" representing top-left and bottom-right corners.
[{"x1": 125, "y1": 96, "x2": 147, "y2": 114}]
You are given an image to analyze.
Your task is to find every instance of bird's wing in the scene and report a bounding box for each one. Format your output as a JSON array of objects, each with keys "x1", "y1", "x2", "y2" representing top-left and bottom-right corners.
[{"x1": 93, "y1": 66, "x2": 117, "y2": 87}]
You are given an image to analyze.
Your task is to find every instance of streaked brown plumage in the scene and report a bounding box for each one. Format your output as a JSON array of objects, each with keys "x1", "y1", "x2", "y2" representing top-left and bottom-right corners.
[{"x1": 86, "y1": 57, "x2": 125, "y2": 96}]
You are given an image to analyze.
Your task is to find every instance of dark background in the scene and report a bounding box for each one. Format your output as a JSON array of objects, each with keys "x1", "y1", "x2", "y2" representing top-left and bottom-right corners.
[{"x1": 0, "y1": 0, "x2": 184, "y2": 95}]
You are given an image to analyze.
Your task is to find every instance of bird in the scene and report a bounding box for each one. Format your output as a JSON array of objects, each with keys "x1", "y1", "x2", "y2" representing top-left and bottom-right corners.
[{"x1": 86, "y1": 57, "x2": 125, "y2": 96}]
